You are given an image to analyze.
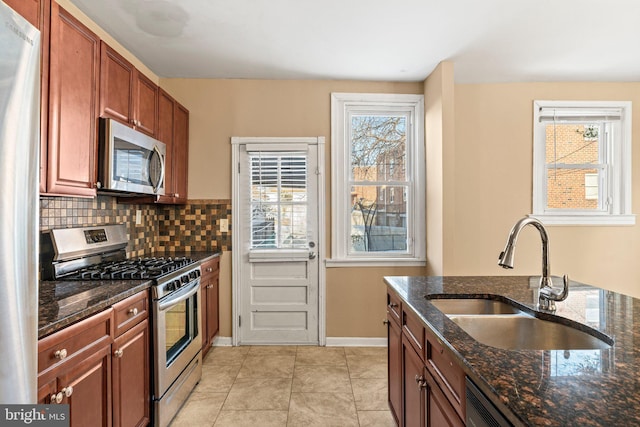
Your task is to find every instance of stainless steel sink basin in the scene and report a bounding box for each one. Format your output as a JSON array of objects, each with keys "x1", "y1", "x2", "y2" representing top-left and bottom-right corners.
[
  {"x1": 426, "y1": 296, "x2": 613, "y2": 350},
  {"x1": 428, "y1": 298, "x2": 523, "y2": 315},
  {"x1": 448, "y1": 314, "x2": 612, "y2": 350}
]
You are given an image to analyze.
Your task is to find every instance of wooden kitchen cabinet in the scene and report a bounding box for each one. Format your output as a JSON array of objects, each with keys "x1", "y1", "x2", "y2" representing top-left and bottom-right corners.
[
  {"x1": 38, "y1": 290, "x2": 151, "y2": 427},
  {"x1": 147, "y1": 88, "x2": 189, "y2": 204},
  {"x1": 201, "y1": 256, "x2": 220, "y2": 357},
  {"x1": 387, "y1": 309, "x2": 403, "y2": 427},
  {"x1": 38, "y1": 308, "x2": 114, "y2": 424},
  {"x1": 403, "y1": 335, "x2": 425, "y2": 427},
  {"x1": 387, "y1": 288, "x2": 465, "y2": 427},
  {"x1": 100, "y1": 42, "x2": 158, "y2": 137},
  {"x1": 112, "y1": 290, "x2": 151, "y2": 427},
  {"x1": 4, "y1": 0, "x2": 42, "y2": 28},
  {"x1": 45, "y1": 1, "x2": 100, "y2": 196}
]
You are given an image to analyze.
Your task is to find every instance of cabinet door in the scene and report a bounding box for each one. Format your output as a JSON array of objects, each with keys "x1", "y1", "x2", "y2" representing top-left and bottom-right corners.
[
  {"x1": 156, "y1": 88, "x2": 175, "y2": 202},
  {"x1": 58, "y1": 344, "x2": 112, "y2": 427},
  {"x1": 47, "y1": 2, "x2": 99, "y2": 196},
  {"x1": 172, "y1": 102, "x2": 189, "y2": 203},
  {"x1": 112, "y1": 320, "x2": 150, "y2": 427},
  {"x1": 425, "y1": 372, "x2": 464, "y2": 427},
  {"x1": 403, "y1": 336, "x2": 425, "y2": 427},
  {"x1": 387, "y1": 314, "x2": 402, "y2": 427},
  {"x1": 4, "y1": 0, "x2": 41, "y2": 28},
  {"x1": 99, "y1": 42, "x2": 134, "y2": 126},
  {"x1": 133, "y1": 71, "x2": 158, "y2": 137}
]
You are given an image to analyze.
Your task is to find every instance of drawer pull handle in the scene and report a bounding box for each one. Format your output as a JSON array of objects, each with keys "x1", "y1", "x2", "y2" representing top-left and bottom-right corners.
[
  {"x1": 54, "y1": 392, "x2": 63, "y2": 404},
  {"x1": 61, "y1": 386, "x2": 73, "y2": 398},
  {"x1": 54, "y1": 349, "x2": 67, "y2": 360},
  {"x1": 114, "y1": 349, "x2": 124, "y2": 358},
  {"x1": 415, "y1": 374, "x2": 427, "y2": 391},
  {"x1": 383, "y1": 319, "x2": 390, "y2": 326},
  {"x1": 387, "y1": 303, "x2": 398, "y2": 309},
  {"x1": 128, "y1": 307, "x2": 138, "y2": 316}
]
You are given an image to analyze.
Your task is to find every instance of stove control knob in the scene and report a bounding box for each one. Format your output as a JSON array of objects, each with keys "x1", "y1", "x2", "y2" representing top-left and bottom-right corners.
[
  {"x1": 173, "y1": 279, "x2": 182, "y2": 289},
  {"x1": 181, "y1": 275, "x2": 189, "y2": 284}
]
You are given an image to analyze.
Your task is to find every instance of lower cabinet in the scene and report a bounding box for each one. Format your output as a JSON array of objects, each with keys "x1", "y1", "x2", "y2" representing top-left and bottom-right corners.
[
  {"x1": 387, "y1": 288, "x2": 466, "y2": 427},
  {"x1": 201, "y1": 256, "x2": 220, "y2": 358},
  {"x1": 38, "y1": 290, "x2": 150, "y2": 427},
  {"x1": 387, "y1": 314, "x2": 403, "y2": 426}
]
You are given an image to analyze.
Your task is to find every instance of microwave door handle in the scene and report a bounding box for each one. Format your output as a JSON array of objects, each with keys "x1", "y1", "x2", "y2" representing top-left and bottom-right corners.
[
  {"x1": 158, "y1": 280, "x2": 200, "y2": 311},
  {"x1": 150, "y1": 145, "x2": 165, "y2": 193}
]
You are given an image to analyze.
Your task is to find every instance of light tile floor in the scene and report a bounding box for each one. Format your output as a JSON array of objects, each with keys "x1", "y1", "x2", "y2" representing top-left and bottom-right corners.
[{"x1": 170, "y1": 346, "x2": 396, "y2": 427}]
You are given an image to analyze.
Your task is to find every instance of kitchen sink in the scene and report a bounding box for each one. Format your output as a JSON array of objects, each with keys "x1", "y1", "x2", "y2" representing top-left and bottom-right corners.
[
  {"x1": 448, "y1": 314, "x2": 612, "y2": 350},
  {"x1": 428, "y1": 298, "x2": 523, "y2": 315},
  {"x1": 426, "y1": 296, "x2": 613, "y2": 350}
]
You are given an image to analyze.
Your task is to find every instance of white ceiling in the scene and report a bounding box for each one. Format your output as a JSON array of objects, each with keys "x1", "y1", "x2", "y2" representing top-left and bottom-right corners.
[{"x1": 71, "y1": 0, "x2": 640, "y2": 83}]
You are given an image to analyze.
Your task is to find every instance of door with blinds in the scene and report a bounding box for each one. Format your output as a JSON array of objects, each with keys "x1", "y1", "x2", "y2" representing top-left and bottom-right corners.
[{"x1": 232, "y1": 137, "x2": 323, "y2": 345}]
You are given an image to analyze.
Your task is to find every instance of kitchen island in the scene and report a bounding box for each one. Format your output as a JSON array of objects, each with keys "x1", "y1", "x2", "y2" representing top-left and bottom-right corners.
[{"x1": 385, "y1": 275, "x2": 640, "y2": 426}]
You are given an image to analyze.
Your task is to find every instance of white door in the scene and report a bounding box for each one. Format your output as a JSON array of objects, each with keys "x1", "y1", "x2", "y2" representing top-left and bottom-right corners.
[{"x1": 232, "y1": 137, "x2": 324, "y2": 345}]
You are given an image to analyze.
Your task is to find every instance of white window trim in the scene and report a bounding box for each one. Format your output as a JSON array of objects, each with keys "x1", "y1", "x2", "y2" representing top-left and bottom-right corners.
[
  {"x1": 328, "y1": 93, "x2": 425, "y2": 267},
  {"x1": 532, "y1": 100, "x2": 635, "y2": 226}
]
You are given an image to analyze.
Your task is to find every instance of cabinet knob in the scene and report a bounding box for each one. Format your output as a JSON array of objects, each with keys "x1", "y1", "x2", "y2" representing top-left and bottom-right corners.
[
  {"x1": 94, "y1": 182, "x2": 102, "y2": 189},
  {"x1": 382, "y1": 319, "x2": 390, "y2": 326},
  {"x1": 128, "y1": 307, "x2": 138, "y2": 316},
  {"x1": 206, "y1": 267, "x2": 213, "y2": 273},
  {"x1": 387, "y1": 303, "x2": 398, "y2": 309},
  {"x1": 174, "y1": 193, "x2": 180, "y2": 198},
  {"x1": 54, "y1": 392, "x2": 63, "y2": 404},
  {"x1": 54, "y1": 349, "x2": 67, "y2": 360},
  {"x1": 61, "y1": 386, "x2": 73, "y2": 398},
  {"x1": 114, "y1": 349, "x2": 124, "y2": 358},
  {"x1": 49, "y1": 394, "x2": 58, "y2": 404}
]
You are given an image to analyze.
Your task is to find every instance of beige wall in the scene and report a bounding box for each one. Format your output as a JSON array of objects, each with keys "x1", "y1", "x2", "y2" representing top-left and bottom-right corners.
[
  {"x1": 424, "y1": 62, "x2": 456, "y2": 275},
  {"x1": 159, "y1": 78, "x2": 425, "y2": 338},
  {"x1": 452, "y1": 82, "x2": 640, "y2": 298}
]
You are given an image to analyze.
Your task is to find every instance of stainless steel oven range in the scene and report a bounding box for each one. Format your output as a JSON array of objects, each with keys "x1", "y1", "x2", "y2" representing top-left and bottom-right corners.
[{"x1": 40, "y1": 224, "x2": 202, "y2": 427}]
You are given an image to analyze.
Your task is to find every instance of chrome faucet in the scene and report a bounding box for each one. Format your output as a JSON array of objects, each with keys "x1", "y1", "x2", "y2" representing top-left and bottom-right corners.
[{"x1": 498, "y1": 217, "x2": 569, "y2": 311}]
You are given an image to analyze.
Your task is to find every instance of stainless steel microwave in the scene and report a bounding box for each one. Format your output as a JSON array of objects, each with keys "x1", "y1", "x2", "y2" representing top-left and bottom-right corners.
[{"x1": 98, "y1": 118, "x2": 166, "y2": 196}]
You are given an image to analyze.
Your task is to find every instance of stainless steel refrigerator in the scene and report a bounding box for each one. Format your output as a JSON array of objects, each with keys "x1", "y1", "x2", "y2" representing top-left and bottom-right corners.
[{"x1": 0, "y1": 1, "x2": 41, "y2": 403}]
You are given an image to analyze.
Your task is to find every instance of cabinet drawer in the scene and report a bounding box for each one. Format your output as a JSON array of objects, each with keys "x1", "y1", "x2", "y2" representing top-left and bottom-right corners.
[
  {"x1": 387, "y1": 291, "x2": 402, "y2": 325},
  {"x1": 200, "y1": 257, "x2": 220, "y2": 280},
  {"x1": 402, "y1": 307, "x2": 425, "y2": 359},
  {"x1": 113, "y1": 291, "x2": 149, "y2": 337},
  {"x1": 38, "y1": 308, "x2": 113, "y2": 375},
  {"x1": 426, "y1": 327, "x2": 465, "y2": 419}
]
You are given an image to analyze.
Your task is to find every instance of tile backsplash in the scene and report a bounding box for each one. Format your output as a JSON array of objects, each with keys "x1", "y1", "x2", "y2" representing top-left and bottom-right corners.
[{"x1": 40, "y1": 196, "x2": 231, "y2": 256}]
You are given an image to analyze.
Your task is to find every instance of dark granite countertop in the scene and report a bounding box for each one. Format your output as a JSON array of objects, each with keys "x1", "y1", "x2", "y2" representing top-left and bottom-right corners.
[
  {"x1": 384, "y1": 276, "x2": 640, "y2": 427},
  {"x1": 39, "y1": 250, "x2": 222, "y2": 339}
]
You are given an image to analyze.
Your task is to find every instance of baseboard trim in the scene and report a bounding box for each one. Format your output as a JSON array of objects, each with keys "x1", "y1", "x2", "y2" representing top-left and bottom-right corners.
[
  {"x1": 212, "y1": 336, "x2": 387, "y2": 347},
  {"x1": 212, "y1": 336, "x2": 233, "y2": 346},
  {"x1": 325, "y1": 337, "x2": 387, "y2": 347}
]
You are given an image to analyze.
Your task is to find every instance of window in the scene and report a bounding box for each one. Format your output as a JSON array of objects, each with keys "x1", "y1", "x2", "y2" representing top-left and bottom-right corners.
[
  {"x1": 532, "y1": 100, "x2": 634, "y2": 225},
  {"x1": 329, "y1": 93, "x2": 425, "y2": 266}
]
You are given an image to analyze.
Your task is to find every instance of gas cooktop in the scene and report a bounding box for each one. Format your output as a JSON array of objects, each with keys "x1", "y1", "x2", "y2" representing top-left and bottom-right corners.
[{"x1": 61, "y1": 256, "x2": 196, "y2": 280}]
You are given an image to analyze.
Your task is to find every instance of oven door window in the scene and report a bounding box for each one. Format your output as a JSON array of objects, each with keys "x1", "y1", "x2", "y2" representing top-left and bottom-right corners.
[{"x1": 164, "y1": 296, "x2": 198, "y2": 366}]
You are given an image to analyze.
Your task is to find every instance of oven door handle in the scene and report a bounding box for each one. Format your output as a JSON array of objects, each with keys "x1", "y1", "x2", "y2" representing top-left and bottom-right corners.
[{"x1": 157, "y1": 280, "x2": 200, "y2": 311}]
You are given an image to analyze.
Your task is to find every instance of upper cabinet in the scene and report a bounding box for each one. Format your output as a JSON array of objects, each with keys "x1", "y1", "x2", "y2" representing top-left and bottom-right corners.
[
  {"x1": 154, "y1": 88, "x2": 188, "y2": 204},
  {"x1": 45, "y1": 2, "x2": 100, "y2": 197},
  {"x1": 100, "y1": 42, "x2": 158, "y2": 137},
  {"x1": 4, "y1": 0, "x2": 42, "y2": 28}
]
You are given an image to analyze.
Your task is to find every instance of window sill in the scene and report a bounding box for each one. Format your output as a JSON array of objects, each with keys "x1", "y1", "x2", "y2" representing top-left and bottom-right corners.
[
  {"x1": 325, "y1": 258, "x2": 426, "y2": 268},
  {"x1": 528, "y1": 213, "x2": 636, "y2": 226}
]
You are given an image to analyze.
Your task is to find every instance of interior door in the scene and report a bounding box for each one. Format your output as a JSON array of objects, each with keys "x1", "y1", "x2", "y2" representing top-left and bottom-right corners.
[{"x1": 235, "y1": 139, "x2": 322, "y2": 345}]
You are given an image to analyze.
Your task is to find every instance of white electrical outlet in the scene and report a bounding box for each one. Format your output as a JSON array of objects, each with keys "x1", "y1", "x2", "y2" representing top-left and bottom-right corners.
[
  {"x1": 220, "y1": 218, "x2": 228, "y2": 233},
  {"x1": 135, "y1": 210, "x2": 142, "y2": 225}
]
